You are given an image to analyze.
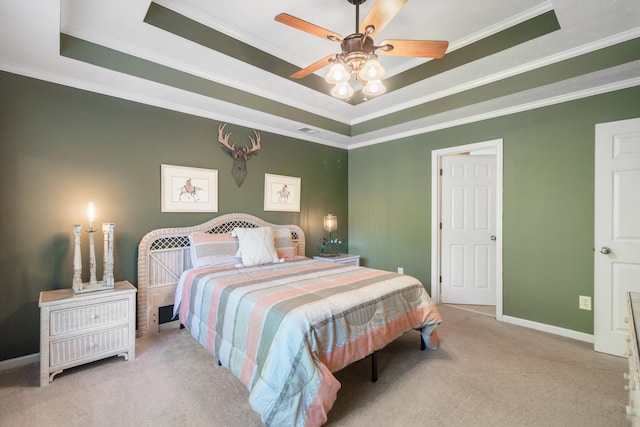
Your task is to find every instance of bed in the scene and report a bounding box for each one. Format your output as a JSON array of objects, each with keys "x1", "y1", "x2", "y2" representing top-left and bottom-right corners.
[{"x1": 137, "y1": 213, "x2": 442, "y2": 426}]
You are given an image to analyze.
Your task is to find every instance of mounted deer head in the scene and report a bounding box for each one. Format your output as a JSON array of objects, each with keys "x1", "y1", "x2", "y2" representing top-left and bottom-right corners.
[{"x1": 217, "y1": 123, "x2": 262, "y2": 187}]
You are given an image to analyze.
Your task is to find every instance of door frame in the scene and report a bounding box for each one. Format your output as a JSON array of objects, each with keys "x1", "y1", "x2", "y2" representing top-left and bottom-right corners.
[{"x1": 431, "y1": 139, "x2": 504, "y2": 320}]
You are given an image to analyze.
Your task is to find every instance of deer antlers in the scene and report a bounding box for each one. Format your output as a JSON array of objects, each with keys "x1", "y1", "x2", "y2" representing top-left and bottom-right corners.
[{"x1": 217, "y1": 123, "x2": 261, "y2": 158}]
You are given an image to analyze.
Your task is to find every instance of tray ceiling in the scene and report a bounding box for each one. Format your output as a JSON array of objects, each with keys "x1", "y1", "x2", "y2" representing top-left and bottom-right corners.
[{"x1": 1, "y1": 0, "x2": 639, "y2": 148}]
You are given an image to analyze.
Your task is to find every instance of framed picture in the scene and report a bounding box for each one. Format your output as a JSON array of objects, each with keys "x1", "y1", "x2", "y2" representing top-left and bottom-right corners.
[
  {"x1": 264, "y1": 173, "x2": 301, "y2": 212},
  {"x1": 161, "y1": 164, "x2": 218, "y2": 212}
]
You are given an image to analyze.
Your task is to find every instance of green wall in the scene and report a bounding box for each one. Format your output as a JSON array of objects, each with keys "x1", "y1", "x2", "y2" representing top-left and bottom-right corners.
[
  {"x1": 0, "y1": 71, "x2": 348, "y2": 361},
  {"x1": 349, "y1": 85, "x2": 640, "y2": 335},
  {"x1": 2, "y1": 69, "x2": 639, "y2": 362}
]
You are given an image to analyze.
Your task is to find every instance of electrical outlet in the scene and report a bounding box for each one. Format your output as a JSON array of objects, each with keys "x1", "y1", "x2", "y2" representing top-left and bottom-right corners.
[
  {"x1": 397, "y1": 267, "x2": 404, "y2": 274},
  {"x1": 579, "y1": 295, "x2": 592, "y2": 311}
]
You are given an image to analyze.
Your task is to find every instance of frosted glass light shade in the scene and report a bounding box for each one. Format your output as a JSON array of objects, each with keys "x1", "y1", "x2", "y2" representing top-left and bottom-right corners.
[
  {"x1": 325, "y1": 63, "x2": 350, "y2": 84},
  {"x1": 330, "y1": 82, "x2": 354, "y2": 99},
  {"x1": 359, "y1": 56, "x2": 386, "y2": 81},
  {"x1": 363, "y1": 80, "x2": 387, "y2": 97}
]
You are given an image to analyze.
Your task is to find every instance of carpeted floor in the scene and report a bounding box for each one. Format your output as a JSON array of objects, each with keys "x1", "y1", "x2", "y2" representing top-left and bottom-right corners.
[{"x1": 0, "y1": 305, "x2": 628, "y2": 426}]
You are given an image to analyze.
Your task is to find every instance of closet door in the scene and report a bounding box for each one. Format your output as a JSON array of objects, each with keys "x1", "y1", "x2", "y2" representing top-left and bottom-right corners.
[{"x1": 441, "y1": 154, "x2": 497, "y2": 305}]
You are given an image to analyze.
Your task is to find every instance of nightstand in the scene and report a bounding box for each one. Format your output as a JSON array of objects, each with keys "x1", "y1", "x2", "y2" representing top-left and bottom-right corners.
[
  {"x1": 39, "y1": 280, "x2": 136, "y2": 386},
  {"x1": 313, "y1": 253, "x2": 360, "y2": 266}
]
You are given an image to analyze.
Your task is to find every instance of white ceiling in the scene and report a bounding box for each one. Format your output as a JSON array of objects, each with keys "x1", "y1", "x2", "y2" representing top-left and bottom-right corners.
[{"x1": 1, "y1": 0, "x2": 639, "y2": 149}]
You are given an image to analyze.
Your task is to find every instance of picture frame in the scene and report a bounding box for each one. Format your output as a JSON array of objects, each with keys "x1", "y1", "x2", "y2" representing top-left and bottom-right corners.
[
  {"x1": 161, "y1": 164, "x2": 218, "y2": 212},
  {"x1": 264, "y1": 173, "x2": 301, "y2": 212}
]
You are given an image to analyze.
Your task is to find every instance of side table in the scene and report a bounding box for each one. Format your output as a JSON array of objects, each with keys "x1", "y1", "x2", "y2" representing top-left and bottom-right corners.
[{"x1": 39, "y1": 280, "x2": 136, "y2": 386}]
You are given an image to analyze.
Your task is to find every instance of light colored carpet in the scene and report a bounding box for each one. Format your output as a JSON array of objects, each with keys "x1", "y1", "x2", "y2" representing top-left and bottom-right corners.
[{"x1": 0, "y1": 305, "x2": 628, "y2": 426}]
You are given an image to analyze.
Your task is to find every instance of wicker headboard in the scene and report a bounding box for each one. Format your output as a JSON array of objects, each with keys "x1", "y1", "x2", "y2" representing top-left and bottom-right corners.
[{"x1": 136, "y1": 213, "x2": 305, "y2": 337}]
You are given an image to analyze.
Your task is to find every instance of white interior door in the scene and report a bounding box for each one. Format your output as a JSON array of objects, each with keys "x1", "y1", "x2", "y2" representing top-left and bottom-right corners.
[
  {"x1": 594, "y1": 117, "x2": 640, "y2": 356},
  {"x1": 441, "y1": 154, "x2": 497, "y2": 305}
]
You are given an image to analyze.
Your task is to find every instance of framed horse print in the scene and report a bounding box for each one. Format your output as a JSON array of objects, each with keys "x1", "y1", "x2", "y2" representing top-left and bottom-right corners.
[
  {"x1": 264, "y1": 173, "x2": 301, "y2": 212},
  {"x1": 161, "y1": 164, "x2": 218, "y2": 212}
]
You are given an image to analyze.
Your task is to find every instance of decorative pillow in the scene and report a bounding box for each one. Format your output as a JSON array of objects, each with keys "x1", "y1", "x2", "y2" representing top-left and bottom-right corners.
[
  {"x1": 271, "y1": 227, "x2": 296, "y2": 259},
  {"x1": 232, "y1": 227, "x2": 281, "y2": 267},
  {"x1": 189, "y1": 232, "x2": 239, "y2": 268}
]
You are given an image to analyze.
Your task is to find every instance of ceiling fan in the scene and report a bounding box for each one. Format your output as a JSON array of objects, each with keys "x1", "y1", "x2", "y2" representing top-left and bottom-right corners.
[{"x1": 275, "y1": 0, "x2": 449, "y2": 100}]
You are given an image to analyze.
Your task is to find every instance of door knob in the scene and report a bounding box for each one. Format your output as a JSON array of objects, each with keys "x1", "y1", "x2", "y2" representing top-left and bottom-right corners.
[
  {"x1": 600, "y1": 246, "x2": 611, "y2": 254},
  {"x1": 490, "y1": 235, "x2": 497, "y2": 241}
]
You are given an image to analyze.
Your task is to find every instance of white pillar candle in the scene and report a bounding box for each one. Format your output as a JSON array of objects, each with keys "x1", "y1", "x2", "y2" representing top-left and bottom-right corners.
[{"x1": 88, "y1": 202, "x2": 95, "y2": 230}]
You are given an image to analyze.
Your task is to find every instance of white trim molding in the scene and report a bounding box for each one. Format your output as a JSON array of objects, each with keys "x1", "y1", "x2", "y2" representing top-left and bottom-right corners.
[
  {"x1": 502, "y1": 315, "x2": 594, "y2": 344},
  {"x1": 431, "y1": 139, "x2": 504, "y2": 321}
]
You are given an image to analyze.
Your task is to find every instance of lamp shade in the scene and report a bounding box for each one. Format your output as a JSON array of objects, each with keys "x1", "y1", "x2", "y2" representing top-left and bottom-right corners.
[
  {"x1": 363, "y1": 80, "x2": 387, "y2": 97},
  {"x1": 325, "y1": 63, "x2": 350, "y2": 84},
  {"x1": 330, "y1": 82, "x2": 354, "y2": 99},
  {"x1": 324, "y1": 214, "x2": 337, "y2": 232},
  {"x1": 358, "y1": 56, "x2": 385, "y2": 81}
]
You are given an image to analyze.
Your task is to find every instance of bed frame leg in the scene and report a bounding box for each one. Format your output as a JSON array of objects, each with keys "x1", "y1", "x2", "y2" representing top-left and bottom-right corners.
[{"x1": 371, "y1": 352, "x2": 378, "y2": 383}]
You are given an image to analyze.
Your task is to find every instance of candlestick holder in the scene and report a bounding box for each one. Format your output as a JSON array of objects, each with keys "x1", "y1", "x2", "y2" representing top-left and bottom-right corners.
[{"x1": 72, "y1": 222, "x2": 115, "y2": 293}]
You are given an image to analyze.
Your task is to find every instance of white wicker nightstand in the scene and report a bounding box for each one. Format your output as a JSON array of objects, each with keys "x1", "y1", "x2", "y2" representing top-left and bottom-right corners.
[
  {"x1": 39, "y1": 280, "x2": 136, "y2": 386},
  {"x1": 313, "y1": 253, "x2": 360, "y2": 266}
]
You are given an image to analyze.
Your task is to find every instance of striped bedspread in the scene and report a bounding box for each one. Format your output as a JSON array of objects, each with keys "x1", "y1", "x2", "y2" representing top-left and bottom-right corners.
[{"x1": 175, "y1": 257, "x2": 442, "y2": 427}]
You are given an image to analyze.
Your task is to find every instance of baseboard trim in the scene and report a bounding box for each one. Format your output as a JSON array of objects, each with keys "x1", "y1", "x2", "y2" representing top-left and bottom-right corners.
[
  {"x1": 502, "y1": 315, "x2": 594, "y2": 344},
  {"x1": 0, "y1": 353, "x2": 39, "y2": 372},
  {"x1": 0, "y1": 317, "x2": 594, "y2": 371}
]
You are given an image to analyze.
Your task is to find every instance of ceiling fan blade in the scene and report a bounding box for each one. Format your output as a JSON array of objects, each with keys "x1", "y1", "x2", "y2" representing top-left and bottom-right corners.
[
  {"x1": 275, "y1": 13, "x2": 343, "y2": 42},
  {"x1": 291, "y1": 55, "x2": 335, "y2": 79},
  {"x1": 360, "y1": 0, "x2": 408, "y2": 37},
  {"x1": 378, "y1": 39, "x2": 449, "y2": 58}
]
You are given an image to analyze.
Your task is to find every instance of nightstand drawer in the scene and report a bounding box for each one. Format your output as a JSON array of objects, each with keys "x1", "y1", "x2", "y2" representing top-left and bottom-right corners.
[
  {"x1": 49, "y1": 326, "x2": 130, "y2": 366},
  {"x1": 50, "y1": 298, "x2": 130, "y2": 336}
]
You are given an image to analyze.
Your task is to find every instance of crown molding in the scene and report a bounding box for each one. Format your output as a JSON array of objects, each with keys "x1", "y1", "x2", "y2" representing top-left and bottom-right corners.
[
  {"x1": 347, "y1": 71, "x2": 640, "y2": 150},
  {"x1": 351, "y1": 27, "x2": 640, "y2": 126}
]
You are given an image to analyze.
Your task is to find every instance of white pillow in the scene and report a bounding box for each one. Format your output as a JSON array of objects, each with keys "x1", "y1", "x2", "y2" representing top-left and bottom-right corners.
[{"x1": 231, "y1": 227, "x2": 281, "y2": 267}]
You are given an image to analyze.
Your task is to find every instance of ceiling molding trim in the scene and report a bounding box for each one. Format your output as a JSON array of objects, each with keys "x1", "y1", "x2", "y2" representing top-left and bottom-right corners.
[
  {"x1": 347, "y1": 74, "x2": 640, "y2": 150},
  {"x1": 386, "y1": 0, "x2": 552, "y2": 77},
  {"x1": 144, "y1": 2, "x2": 560, "y2": 106},
  {"x1": 3, "y1": 59, "x2": 637, "y2": 151},
  {"x1": 142, "y1": 3, "x2": 325, "y2": 93},
  {"x1": 0, "y1": 59, "x2": 352, "y2": 150},
  {"x1": 351, "y1": 30, "x2": 640, "y2": 126},
  {"x1": 158, "y1": 0, "x2": 555, "y2": 80},
  {"x1": 60, "y1": 24, "x2": 353, "y2": 126},
  {"x1": 59, "y1": 33, "x2": 352, "y2": 135},
  {"x1": 449, "y1": 1, "x2": 555, "y2": 52},
  {"x1": 376, "y1": 10, "x2": 561, "y2": 104},
  {"x1": 152, "y1": 0, "x2": 308, "y2": 68}
]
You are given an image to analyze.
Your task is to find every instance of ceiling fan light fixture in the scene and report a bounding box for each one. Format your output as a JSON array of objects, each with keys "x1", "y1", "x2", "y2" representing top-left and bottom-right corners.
[
  {"x1": 358, "y1": 55, "x2": 385, "y2": 81},
  {"x1": 331, "y1": 81, "x2": 355, "y2": 99},
  {"x1": 363, "y1": 80, "x2": 386, "y2": 97},
  {"x1": 277, "y1": 0, "x2": 449, "y2": 101},
  {"x1": 325, "y1": 62, "x2": 350, "y2": 84}
]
